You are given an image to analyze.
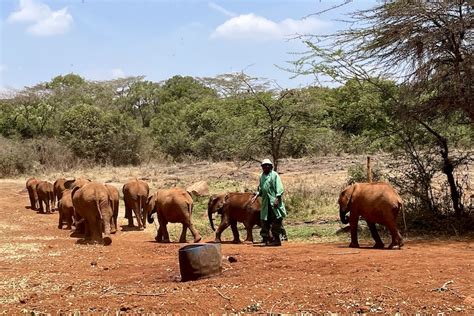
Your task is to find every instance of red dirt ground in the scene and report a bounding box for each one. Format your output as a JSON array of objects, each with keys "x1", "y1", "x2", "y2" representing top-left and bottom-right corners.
[{"x1": 1, "y1": 181, "x2": 473, "y2": 314}]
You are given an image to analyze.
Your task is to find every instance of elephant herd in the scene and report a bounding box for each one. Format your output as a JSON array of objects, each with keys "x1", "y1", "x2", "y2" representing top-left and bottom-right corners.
[
  {"x1": 25, "y1": 177, "x2": 201, "y2": 246},
  {"x1": 25, "y1": 176, "x2": 405, "y2": 249}
]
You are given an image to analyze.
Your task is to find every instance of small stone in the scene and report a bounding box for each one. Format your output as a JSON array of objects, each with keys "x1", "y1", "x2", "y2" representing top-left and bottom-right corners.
[
  {"x1": 91, "y1": 261, "x2": 97, "y2": 267},
  {"x1": 19, "y1": 297, "x2": 27, "y2": 304}
]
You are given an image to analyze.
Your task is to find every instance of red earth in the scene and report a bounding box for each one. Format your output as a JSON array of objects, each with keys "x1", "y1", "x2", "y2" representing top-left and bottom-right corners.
[{"x1": 1, "y1": 181, "x2": 473, "y2": 314}]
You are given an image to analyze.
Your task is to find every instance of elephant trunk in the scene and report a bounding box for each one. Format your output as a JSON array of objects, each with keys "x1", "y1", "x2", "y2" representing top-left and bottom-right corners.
[
  {"x1": 102, "y1": 214, "x2": 112, "y2": 246},
  {"x1": 147, "y1": 208, "x2": 155, "y2": 224},
  {"x1": 208, "y1": 207, "x2": 216, "y2": 231},
  {"x1": 339, "y1": 208, "x2": 350, "y2": 224}
]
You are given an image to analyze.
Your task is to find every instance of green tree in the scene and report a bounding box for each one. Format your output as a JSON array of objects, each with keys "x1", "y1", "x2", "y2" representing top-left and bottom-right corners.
[{"x1": 293, "y1": 1, "x2": 473, "y2": 218}]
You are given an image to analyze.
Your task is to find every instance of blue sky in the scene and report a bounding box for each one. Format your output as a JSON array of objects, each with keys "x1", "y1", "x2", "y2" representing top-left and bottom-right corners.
[{"x1": 0, "y1": 0, "x2": 377, "y2": 91}]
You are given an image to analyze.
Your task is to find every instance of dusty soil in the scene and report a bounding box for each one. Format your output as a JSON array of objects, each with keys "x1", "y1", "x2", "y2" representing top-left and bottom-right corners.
[{"x1": 1, "y1": 181, "x2": 473, "y2": 314}]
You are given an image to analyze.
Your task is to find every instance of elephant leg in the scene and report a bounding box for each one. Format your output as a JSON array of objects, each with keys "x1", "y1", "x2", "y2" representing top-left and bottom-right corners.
[
  {"x1": 230, "y1": 220, "x2": 241, "y2": 244},
  {"x1": 156, "y1": 225, "x2": 163, "y2": 242},
  {"x1": 244, "y1": 221, "x2": 253, "y2": 242},
  {"x1": 66, "y1": 212, "x2": 73, "y2": 230},
  {"x1": 125, "y1": 206, "x2": 134, "y2": 227},
  {"x1": 158, "y1": 218, "x2": 170, "y2": 243},
  {"x1": 367, "y1": 221, "x2": 384, "y2": 249},
  {"x1": 90, "y1": 218, "x2": 103, "y2": 244},
  {"x1": 37, "y1": 199, "x2": 43, "y2": 213},
  {"x1": 28, "y1": 194, "x2": 36, "y2": 210},
  {"x1": 387, "y1": 222, "x2": 403, "y2": 249},
  {"x1": 110, "y1": 216, "x2": 117, "y2": 234},
  {"x1": 58, "y1": 211, "x2": 63, "y2": 229},
  {"x1": 132, "y1": 207, "x2": 143, "y2": 230},
  {"x1": 179, "y1": 224, "x2": 188, "y2": 243},
  {"x1": 84, "y1": 220, "x2": 91, "y2": 240},
  {"x1": 189, "y1": 223, "x2": 201, "y2": 243},
  {"x1": 215, "y1": 217, "x2": 230, "y2": 243},
  {"x1": 45, "y1": 200, "x2": 51, "y2": 214},
  {"x1": 349, "y1": 214, "x2": 360, "y2": 248}
]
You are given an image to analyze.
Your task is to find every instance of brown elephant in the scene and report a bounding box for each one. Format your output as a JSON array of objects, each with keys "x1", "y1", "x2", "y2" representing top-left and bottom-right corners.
[
  {"x1": 58, "y1": 189, "x2": 74, "y2": 229},
  {"x1": 71, "y1": 178, "x2": 91, "y2": 189},
  {"x1": 26, "y1": 177, "x2": 39, "y2": 210},
  {"x1": 72, "y1": 182, "x2": 114, "y2": 245},
  {"x1": 36, "y1": 181, "x2": 55, "y2": 214},
  {"x1": 338, "y1": 182, "x2": 404, "y2": 249},
  {"x1": 122, "y1": 179, "x2": 149, "y2": 230},
  {"x1": 145, "y1": 187, "x2": 201, "y2": 243},
  {"x1": 53, "y1": 178, "x2": 75, "y2": 202},
  {"x1": 208, "y1": 192, "x2": 261, "y2": 243},
  {"x1": 104, "y1": 184, "x2": 119, "y2": 234}
]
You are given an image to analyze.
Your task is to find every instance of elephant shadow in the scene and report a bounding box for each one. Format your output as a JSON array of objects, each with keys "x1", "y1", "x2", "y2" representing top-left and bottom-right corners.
[
  {"x1": 145, "y1": 240, "x2": 191, "y2": 245},
  {"x1": 335, "y1": 243, "x2": 392, "y2": 250},
  {"x1": 208, "y1": 240, "x2": 247, "y2": 245},
  {"x1": 120, "y1": 225, "x2": 143, "y2": 232},
  {"x1": 69, "y1": 230, "x2": 84, "y2": 239},
  {"x1": 75, "y1": 238, "x2": 105, "y2": 245}
]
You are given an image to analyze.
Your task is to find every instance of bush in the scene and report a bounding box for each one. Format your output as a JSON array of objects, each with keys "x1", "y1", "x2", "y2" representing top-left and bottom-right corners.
[
  {"x1": 0, "y1": 137, "x2": 35, "y2": 177},
  {"x1": 61, "y1": 105, "x2": 145, "y2": 165},
  {"x1": 347, "y1": 162, "x2": 384, "y2": 185}
]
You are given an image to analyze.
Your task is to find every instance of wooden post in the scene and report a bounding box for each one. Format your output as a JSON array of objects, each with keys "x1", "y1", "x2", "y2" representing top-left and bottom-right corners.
[{"x1": 367, "y1": 156, "x2": 373, "y2": 183}]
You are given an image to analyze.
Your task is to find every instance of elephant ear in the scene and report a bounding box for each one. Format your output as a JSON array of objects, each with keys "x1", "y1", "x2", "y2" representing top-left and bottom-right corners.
[{"x1": 339, "y1": 184, "x2": 356, "y2": 212}]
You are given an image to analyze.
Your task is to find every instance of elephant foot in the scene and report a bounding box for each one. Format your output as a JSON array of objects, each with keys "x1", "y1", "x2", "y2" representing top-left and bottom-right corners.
[
  {"x1": 193, "y1": 236, "x2": 202, "y2": 243},
  {"x1": 103, "y1": 236, "x2": 112, "y2": 246},
  {"x1": 58, "y1": 225, "x2": 62, "y2": 229},
  {"x1": 243, "y1": 239, "x2": 253, "y2": 244},
  {"x1": 160, "y1": 239, "x2": 171, "y2": 243},
  {"x1": 373, "y1": 242, "x2": 385, "y2": 249},
  {"x1": 66, "y1": 226, "x2": 72, "y2": 230},
  {"x1": 232, "y1": 239, "x2": 242, "y2": 244},
  {"x1": 349, "y1": 242, "x2": 360, "y2": 248},
  {"x1": 213, "y1": 239, "x2": 222, "y2": 243}
]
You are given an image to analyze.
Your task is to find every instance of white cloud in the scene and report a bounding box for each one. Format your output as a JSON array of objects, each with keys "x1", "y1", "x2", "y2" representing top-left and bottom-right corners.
[
  {"x1": 0, "y1": 65, "x2": 6, "y2": 74},
  {"x1": 211, "y1": 14, "x2": 328, "y2": 40},
  {"x1": 7, "y1": 0, "x2": 73, "y2": 37},
  {"x1": 208, "y1": 2, "x2": 236, "y2": 17}
]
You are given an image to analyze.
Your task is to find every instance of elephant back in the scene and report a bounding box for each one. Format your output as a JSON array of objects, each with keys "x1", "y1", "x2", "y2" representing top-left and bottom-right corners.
[{"x1": 178, "y1": 244, "x2": 222, "y2": 282}]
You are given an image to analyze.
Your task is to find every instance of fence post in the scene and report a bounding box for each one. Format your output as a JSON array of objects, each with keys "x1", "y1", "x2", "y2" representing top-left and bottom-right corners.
[{"x1": 367, "y1": 156, "x2": 373, "y2": 183}]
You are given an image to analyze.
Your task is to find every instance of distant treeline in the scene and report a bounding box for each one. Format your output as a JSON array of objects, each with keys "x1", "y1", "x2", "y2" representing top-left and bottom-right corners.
[{"x1": 0, "y1": 73, "x2": 471, "y2": 173}]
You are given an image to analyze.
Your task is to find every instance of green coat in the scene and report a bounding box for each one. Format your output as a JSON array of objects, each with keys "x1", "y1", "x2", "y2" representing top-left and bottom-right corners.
[{"x1": 258, "y1": 170, "x2": 287, "y2": 221}]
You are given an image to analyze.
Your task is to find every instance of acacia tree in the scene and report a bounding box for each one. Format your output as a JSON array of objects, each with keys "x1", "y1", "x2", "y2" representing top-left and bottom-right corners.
[
  {"x1": 203, "y1": 73, "x2": 311, "y2": 171},
  {"x1": 292, "y1": 1, "x2": 473, "y2": 217}
]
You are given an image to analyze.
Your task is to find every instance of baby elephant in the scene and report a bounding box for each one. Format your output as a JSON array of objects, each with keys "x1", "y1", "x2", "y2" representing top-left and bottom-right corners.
[{"x1": 338, "y1": 182, "x2": 404, "y2": 249}]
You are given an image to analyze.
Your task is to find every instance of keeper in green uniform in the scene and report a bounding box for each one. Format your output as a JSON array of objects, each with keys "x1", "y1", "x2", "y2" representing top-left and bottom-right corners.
[{"x1": 251, "y1": 159, "x2": 287, "y2": 246}]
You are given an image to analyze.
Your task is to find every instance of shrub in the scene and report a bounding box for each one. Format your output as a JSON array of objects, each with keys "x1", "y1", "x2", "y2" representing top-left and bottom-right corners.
[
  {"x1": 0, "y1": 137, "x2": 35, "y2": 177},
  {"x1": 61, "y1": 105, "x2": 145, "y2": 165},
  {"x1": 347, "y1": 162, "x2": 384, "y2": 185}
]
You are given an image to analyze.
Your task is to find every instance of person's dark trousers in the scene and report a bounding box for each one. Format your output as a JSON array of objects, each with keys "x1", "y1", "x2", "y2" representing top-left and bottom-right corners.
[
  {"x1": 280, "y1": 225, "x2": 288, "y2": 241},
  {"x1": 260, "y1": 218, "x2": 270, "y2": 243},
  {"x1": 261, "y1": 201, "x2": 282, "y2": 246}
]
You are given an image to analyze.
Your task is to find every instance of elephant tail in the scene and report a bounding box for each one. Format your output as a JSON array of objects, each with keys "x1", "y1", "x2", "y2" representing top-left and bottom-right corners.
[
  {"x1": 399, "y1": 201, "x2": 407, "y2": 236},
  {"x1": 95, "y1": 199, "x2": 104, "y2": 221}
]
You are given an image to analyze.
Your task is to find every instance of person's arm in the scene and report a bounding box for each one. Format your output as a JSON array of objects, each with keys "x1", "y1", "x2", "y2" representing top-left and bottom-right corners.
[{"x1": 273, "y1": 173, "x2": 284, "y2": 208}]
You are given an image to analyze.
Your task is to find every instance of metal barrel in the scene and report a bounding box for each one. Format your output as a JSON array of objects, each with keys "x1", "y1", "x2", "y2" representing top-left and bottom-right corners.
[{"x1": 179, "y1": 243, "x2": 222, "y2": 282}]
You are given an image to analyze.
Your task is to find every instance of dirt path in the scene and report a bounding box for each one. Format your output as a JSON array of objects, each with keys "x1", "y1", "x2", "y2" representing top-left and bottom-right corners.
[{"x1": 1, "y1": 181, "x2": 473, "y2": 314}]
